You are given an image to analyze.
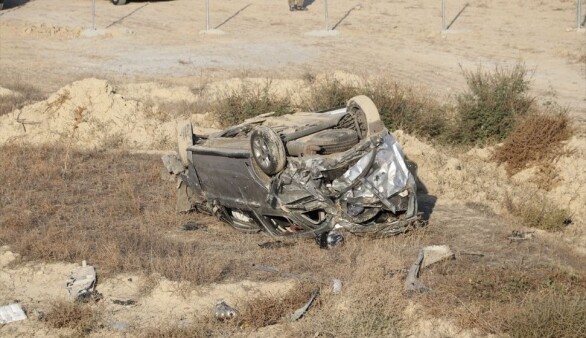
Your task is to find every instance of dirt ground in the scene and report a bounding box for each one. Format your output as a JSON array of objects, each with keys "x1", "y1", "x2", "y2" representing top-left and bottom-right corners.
[{"x1": 1, "y1": 0, "x2": 585, "y2": 337}]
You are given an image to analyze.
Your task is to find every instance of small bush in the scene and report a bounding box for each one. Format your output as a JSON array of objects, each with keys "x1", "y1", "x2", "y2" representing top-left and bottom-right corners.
[
  {"x1": 0, "y1": 80, "x2": 45, "y2": 116},
  {"x1": 453, "y1": 64, "x2": 534, "y2": 145},
  {"x1": 239, "y1": 284, "x2": 315, "y2": 329},
  {"x1": 212, "y1": 81, "x2": 294, "y2": 127},
  {"x1": 493, "y1": 110, "x2": 572, "y2": 177},
  {"x1": 46, "y1": 300, "x2": 100, "y2": 334}
]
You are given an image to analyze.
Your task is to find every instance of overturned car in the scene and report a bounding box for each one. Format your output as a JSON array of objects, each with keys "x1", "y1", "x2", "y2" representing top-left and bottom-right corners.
[{"x1": 163, "y1": 96, "x2": 421, "y2": 241}]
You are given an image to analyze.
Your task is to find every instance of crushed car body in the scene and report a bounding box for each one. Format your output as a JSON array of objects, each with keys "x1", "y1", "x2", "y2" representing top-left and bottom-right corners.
[{"x1": 163, "y1": 95, "x2": 420, "y2": 240}]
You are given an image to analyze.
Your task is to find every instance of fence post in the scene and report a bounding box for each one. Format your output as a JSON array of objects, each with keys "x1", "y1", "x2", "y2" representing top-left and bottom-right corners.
[
  {"x1": 578, "y1": 0, "x2": 584, "y2": 29},
  {"x1": 442, "y1": 0, "x2": 446, "y2": 31},
  {"x1": 92, "y1": 0, "x2": 96, "y2": 30},
  {"x1": 206, "y1": 0, "x2": 210, "y2": 31},
  {"x1": 325, "y1": 0, "x2": 329, "y2": 31}
]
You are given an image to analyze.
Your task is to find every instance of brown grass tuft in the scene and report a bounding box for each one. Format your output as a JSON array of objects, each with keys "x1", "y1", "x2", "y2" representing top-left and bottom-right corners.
[
  {"x1": 493, "y1": 111, "x2": 572, "y2": 182},
  {"x1": 239, "y1": 283, "x2": 315, "y2": 329},
  {"x1": 45, "y1": 300, "x2": 100, "y2": 334}
]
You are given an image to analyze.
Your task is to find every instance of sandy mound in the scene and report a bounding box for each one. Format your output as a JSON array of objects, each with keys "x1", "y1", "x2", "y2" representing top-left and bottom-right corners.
[
  {"x1": 395, "y1": 130, "x2": 586, "y2": 254},
  {"x1": 0, "y1": 79, "x2": 180, "y2": 150},
  {"x1": 0, "y1": 87, "x2": 17, "y2": 97}
]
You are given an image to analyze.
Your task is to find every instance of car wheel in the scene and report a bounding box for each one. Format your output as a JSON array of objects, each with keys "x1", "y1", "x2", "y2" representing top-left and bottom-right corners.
[
  {"x1": 306, "y1": 129, "x2": 359, "y2": 154},
  {"x1": 112, "y1": 0, "x2": 128, "y2": 5},
  {"x1": 347, "y1": 95, "x2": 385, "y2": 139},
  {"x1": 250, "y1": 126, "x2": 286, "y2": 175},
  {"x1": 177, "y1": 120, "x2": 193, "y2": 167}
]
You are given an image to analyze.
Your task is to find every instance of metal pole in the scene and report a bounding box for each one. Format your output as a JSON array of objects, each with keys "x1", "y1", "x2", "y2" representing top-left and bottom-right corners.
[
  {"x1": 442, "y1": 0, "x2": 446, "y2": 31},
  {"x1": 92, "y1": 0, "x2": 96, "y2": 30},
  {"x1": 206, "y1": 0, "x2": 210, "y2": 31},
  {"x1": 576, "y1": 0, "x2": 582, "y2": 29},
  {"x1": 325, "y1": 0, "x2": 329, "y2": 31}
]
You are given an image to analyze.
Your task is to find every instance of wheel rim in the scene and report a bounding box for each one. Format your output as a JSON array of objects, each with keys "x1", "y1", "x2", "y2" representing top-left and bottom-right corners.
[{"x1": 253, "y1": 137, "x2": 271, "y2": 169}]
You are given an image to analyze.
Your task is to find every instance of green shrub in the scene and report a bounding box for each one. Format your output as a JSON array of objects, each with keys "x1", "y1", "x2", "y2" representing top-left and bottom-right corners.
[{"x1": 453, "y1": 64, "x2": 534, "y2": 145}]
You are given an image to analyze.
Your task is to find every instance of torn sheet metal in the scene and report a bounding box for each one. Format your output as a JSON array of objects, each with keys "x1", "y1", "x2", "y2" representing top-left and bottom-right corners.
[
  {"x1": 215, "y1": 300, "x2": 239, "y2": 320},
  {"x1": 332, "y1": 133, "x2": 411, "y2": 199},
  {"x1": 404, "y1": 245, "x2": 455, "y2": 292},
  {"x1": 290, "y1": 288, "x2": 320, "y2": 321},
  {"x1": 0, "y1": 303, "x2": 27, "y2": 324}
]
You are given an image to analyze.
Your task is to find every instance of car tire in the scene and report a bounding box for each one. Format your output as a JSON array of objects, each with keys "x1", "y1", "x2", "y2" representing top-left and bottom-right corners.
[
  {"x1": 251, "y1": 126, "x2": 286, "y2": 175},
  {"x1": 177, "y1": 120, "x2": 193, "y2": 167},
  {"x1": 347, "y1": 95, "x2": 385, "y2": 139},
  {"x1": 112, "y1": 0, "x2": 128, "y2": 5},
  {"x1": 307, "y1": 129, "x2": 359, "y2": 154}
]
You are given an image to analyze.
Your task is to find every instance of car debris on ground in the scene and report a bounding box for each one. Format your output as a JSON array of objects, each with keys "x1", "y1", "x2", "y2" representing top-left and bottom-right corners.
[
  {"x1": 66, "y1": 260, "x2": 101, "y2": 303},
  {"x1": 215, "y1": 300, "x2": 239, "y2": 320},
  {"x1": 508, "y1": 230, "x2": 534, "y2": 241},
  {"x1": 182, "y1": 221, "x2": 208, "y2": 231},
  {"x1": 163, "y1": 96, "x2": 423, "y2": 246},
  {"x1": 257, "y1": 240, "x2": 295, "y2": 249},
  {"x1": 332, "y1": 278, "x2": 343, "y2": 294},
  {"x1": 0, "y1": 303, "x2": 27, "y2": 324},
  {"x1": 290, "y1": 288, "x2": 320, "y2": 321},
  {"x1": 404, "y1": 245, "x2": 454, "y2": 292}
]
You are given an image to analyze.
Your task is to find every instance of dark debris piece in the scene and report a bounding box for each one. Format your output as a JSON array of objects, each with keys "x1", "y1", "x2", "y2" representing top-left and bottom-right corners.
[
  {"x1": 75, "y1": 290, "x2": 103, "y2": 303},
  {"x1": 112, "y1": 299, "x2": 137, "y2": 306},
  {"x1": 182, "y1": 222, "x2": 208, "y2": 231},
  {"x1": 258, "y1": 240, "x2": 294, "y2": 249}
]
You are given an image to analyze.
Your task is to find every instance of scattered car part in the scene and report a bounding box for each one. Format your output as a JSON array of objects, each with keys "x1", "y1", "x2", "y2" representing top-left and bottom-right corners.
[
  {"x1": 315, "y1": 230, "x2": 345, "y2": 249},
  {"x1": 404, "y1": 250, "x2": 428, "y2": 292},
  {"x1": 290, "y1": 288, "x2": 320, "y2": 321},
  {"x1": 404, "y1": 245, "x2": 455, "y2": 292},
  {"x1": 0, "y1": 303, "x2": 27, "y2": 324},
  {"x1": 182, "y1": 221, "x2": 208, "y2": 231},
  {"x1": 66, "y1": 261, "x2": 99, "y2": 302},
  {"x1": 215, "y1": 300, "x2": 239, "y2": 320},
  {"x1": 164, "y1": 95, "x2": 421, "y2": 241},
  {"x1": 332, "y1": 279, "x2": 343, "y2": 294},
  {"x1": 508, "y1": 230, "x2": 534, "y2": 241},
  {"x1": 112, "y1": 299, "x2": 137, "y2": 306},
  {"x1": 258, "y1": 240, "x2": 294, "y2": 249}
]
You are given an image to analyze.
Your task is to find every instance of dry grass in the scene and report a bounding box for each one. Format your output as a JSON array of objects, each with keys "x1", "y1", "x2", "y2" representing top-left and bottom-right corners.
[
  {"x1": 238, "y1": 283, "x2": 315, "y2": 329},
  {"x1": 212, "y1": 80, "x2": 295, "y2": 127},
  {"x1": 419, "y1": 259, "x2": 586, "y2": 335},
  {"x1": 45, "y1": 300, "x2": 101, "y2": 335},
  {"x1": 0, "y1": 143, "x2": 583, "y2": 336},
  {"x1": 505, "y1": 194, "x2": 571, "y2": 232},
  {"x1": 0, "y1": 80, "x2": 45, "y2": 116}
]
